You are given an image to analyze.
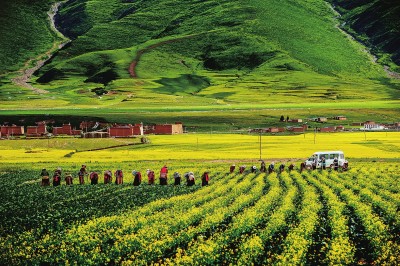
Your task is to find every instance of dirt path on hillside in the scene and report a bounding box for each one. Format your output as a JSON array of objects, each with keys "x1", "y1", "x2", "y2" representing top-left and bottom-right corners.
[
  {"x1": 11, "y1": 1, "x2": 70, "y2": 93},
  {"x1": 129, "y1": 35, "x2": 197, "y2": 78},
  {"x1": 128, "y1": 31, "x2": 219, "y2": 78},
  {"x1": 327, "y1": 3, "x2": 400, "y2": 79}
]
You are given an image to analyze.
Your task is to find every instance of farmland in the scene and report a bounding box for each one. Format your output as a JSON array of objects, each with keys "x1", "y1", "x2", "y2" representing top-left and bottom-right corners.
[
  {"x1": 0, "y1": 0, "x2": 399, "y2": 263},
  {"x1": 0, "y1": 132, "x2": 399, "y2": 264},
  {"x1": 0, "y1": 132, "x2": 399, "y2": 164},
  {"x1": 0, "y1": 161, "x2": 399, "y2": 265}
]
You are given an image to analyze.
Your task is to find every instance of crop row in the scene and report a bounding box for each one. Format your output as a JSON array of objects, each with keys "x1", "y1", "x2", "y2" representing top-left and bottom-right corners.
[
  {"x1": 1, "y1": 163, "x2": 399, "y2": 265},
  {"x1": 317, "y1": 171, "x2": 399, "y2": 265}
]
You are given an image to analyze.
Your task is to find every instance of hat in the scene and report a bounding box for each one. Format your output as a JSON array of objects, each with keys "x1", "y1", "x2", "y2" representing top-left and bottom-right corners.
[{"x1": 132, "y1": 170, "x2": 137, "y2": 175}]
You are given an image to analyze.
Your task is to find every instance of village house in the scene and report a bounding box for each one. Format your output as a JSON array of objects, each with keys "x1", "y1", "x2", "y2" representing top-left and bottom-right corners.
[
  {"x1": 52, "y1": 124, "x2": 82, "y2": 136},
  {"x1": 315, "y1": 117, "x2": 328, "y2": 123},
  {"x1": 0, "y1": 125, "x2": 25, "y2": 137},
  {"x1": 80, "y1": 121, "x2": 109, "y2": 132},
  {"x1": 319, "y1": 127, "x2": 336, "y2": 132},
  {"x1": 288, "y1": 127, "x2": 305, "y2": 133},
  {"x1": 334, "y1": 116, "x2": 347, "y2": 120},
  {"x1": 288, "y1": 118, "x2": 303, "y2": 123},
  {"x1": 363, "y1": 121, "x2": 386, "y2": 131},
  {"x1": 145, "y1": 122, "x2": 183, "y2": 135},
  {"x1": 26, "y1": 122, "x2": 47, "y2": 137},
  {"x1": 82, "y1": 131, "x2": 110, "y2": 138},
  {"x1": 108, "y1": 124, "x2": 143, "y2": 137},
  {"x1": 351, "y1": 122, "x2": 363, "y2": 126},
  {"x1": 336, "y1": 125, "x2": 345, "y2": 131}
]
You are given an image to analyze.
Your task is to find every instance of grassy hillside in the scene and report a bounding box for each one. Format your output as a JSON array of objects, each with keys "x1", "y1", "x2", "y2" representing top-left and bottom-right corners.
[
  {"x1": 0, "y1": 0, "x2": 57, "y2": 74},
  {"x1": 0, "y1": 0, "x2": 399, "y2": 129},
  {"x1": 329, "y1": 0, "x2": 400, "y2": 70}
]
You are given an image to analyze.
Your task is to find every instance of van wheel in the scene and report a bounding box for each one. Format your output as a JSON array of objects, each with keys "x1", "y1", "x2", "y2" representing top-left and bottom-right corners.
[{"x1": 329, "y1": 164, "x2": 334, "y2": 168}]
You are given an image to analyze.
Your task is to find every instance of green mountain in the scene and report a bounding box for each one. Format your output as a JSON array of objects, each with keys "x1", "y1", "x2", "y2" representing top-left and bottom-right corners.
[
  {"x1": 0, "y1": 0, "x2": 399, "y2": 128},
  {"x1": 329, "y1": 0, "x2": 400, "y2": 69}
]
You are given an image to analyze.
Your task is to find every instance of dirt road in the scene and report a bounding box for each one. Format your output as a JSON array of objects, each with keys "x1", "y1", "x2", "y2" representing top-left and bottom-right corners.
[{"x1": 11, "y1": 1, "x2": 70, "y2": 94}]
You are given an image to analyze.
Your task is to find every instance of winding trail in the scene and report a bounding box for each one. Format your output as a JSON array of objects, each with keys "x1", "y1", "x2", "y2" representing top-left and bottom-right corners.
[
  {"x1": 129, "y1": 35, "x2": 196, "y2": 78},
  {"x1": 11, "y1": 1, "x2": 70, "y2": 94},
  {"x1": 128, "y1": 30, "x2": 222, "y2": 78}
]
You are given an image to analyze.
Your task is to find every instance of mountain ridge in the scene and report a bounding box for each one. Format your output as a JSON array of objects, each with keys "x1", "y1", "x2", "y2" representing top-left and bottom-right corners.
[{"x1": 0, "y1": 0, "x2": 399, "y2": 109}]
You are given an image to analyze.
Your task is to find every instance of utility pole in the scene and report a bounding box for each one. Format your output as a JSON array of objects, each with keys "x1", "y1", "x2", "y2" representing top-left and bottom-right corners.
[
  {"x1": 314, "y1": 127, "x2": 317, "y2": 144},
  {"x1": 259, "y1": 131, "x2": 262, "y2": 160}
]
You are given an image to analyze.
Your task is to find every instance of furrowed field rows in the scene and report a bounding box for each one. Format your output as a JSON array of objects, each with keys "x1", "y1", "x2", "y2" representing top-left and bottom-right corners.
[
  {"x1": 168, "y1": 172, "x2": 283, "y2": 265},
  {"x1": 305, "y1": 171, "x2": 355, "y2": 265},
  {"x1": 346, "y1": 166, "x2": 400, "y2": 208},
  {"x1": 318, "y1": 171, "x2": 400, "y2": 265},
  {"x1": 274, "y1": 172, "x2": 322, "y2": 265},
  {"x1": 0, "y1": 163, "x2": 399, "y2": 265},
  {"x1": 332, "y1": 170, "x2": 399, "y2": 237},
  {"x1": 237, "y1": 172, "x2": 298, "y2": 265}
]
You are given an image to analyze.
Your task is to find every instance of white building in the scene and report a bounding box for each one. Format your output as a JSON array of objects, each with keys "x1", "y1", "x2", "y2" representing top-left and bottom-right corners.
[{"x1": 362, "y1": 121, "x2": 386, "y2": 131}]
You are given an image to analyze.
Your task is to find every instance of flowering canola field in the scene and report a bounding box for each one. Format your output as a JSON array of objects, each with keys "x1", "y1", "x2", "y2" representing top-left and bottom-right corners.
[
  {"x1": 0, "y1": 163, "x2": 399, "y2": 265},
  {"x1": 0, "y1": 132, "x2": 399, "y2": 163}
]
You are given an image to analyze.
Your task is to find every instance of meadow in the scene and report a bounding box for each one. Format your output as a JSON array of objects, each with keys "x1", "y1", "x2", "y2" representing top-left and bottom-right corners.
[
  {"x1": 1, "y1": 0, "x2": 399, "y2": 114},
  {"x1": 0, "y1": 130, "x2": 399, "y2": 265}
]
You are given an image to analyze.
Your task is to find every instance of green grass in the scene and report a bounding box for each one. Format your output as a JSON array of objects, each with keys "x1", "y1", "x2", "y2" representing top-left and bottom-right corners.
[{"x1": 0, "y1": 0, "x2": 399, "y2": 129}]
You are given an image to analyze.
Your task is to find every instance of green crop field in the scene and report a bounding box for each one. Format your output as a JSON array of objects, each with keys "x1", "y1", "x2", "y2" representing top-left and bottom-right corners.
[{"x1": 0, "y1": 162, "x2": 399, "y2": 265}]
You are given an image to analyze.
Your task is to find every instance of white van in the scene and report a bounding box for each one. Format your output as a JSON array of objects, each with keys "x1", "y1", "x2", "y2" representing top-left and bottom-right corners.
[{"x1": 304, "y1": 151, "x2": 346, "y2": 169}]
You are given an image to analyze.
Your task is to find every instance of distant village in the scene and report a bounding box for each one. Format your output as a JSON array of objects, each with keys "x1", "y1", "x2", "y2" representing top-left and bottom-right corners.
[
  {"x1": 250, "y1": 116, "x2": 400, "y2": 134},
  {"x1": 0, "y1": 121, "x2": 183, "y2": 139},
  {"x1": 0, "y1": 116, "x2": 399, "y2": 139}
]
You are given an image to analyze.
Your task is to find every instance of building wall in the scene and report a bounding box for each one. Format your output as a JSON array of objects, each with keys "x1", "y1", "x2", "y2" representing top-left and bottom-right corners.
[
  {"x1": 62, "y1": 124, "x2": 72, "y2": 134},
  {"x1": 52, "y1": 127, "x2": 63, "y2": 135},
  {"x1": 0, "y1": 126, "x2": 24, "y2": 136},
  {"x1": 109, "y1": 127, "x2": 133, "y2": 137},
  {"x1": 292, "y1": 127, "x2": 305, "y2": 132},
  {"x1": 320, "y1": 127, "x2": 335, "y2": 132}
]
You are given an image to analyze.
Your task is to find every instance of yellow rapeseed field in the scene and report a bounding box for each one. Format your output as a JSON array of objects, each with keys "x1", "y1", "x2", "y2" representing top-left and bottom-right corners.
[{"x1": 1, "y1": 132, "x2": 399, "y2": 164}]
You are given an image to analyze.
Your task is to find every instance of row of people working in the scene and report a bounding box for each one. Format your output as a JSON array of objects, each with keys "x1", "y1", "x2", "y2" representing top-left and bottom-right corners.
[
  {"x1": 230, "y1": 161, "x2": 296, "y2": 174},
  {"x1": 40, "y1": 165, "x2": 210, "y2": 187}
]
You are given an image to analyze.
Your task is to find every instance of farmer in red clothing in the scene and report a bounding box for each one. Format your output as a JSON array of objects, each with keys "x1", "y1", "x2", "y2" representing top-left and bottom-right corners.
[
  {"x1": 104, "y1": 170, "x2": 112, "y2": 184},
  {"x1": 65, "y1": 173, "x2": 73, "y2": 185},
  {"x1": 201, "y1": 171, "x2": 209, "y2": 186},
  {"x1": 147, "y1": 169, "x2": 155, "y2": 185},
  {"x1": 230, "y1": 164, "x2": 236, "y2": 173},
  {"x1": 115, "y1": 169, "x2": 123, "y2": 184},
  {"x1": 52, "y1": 171, "x2": 61, "y2": 187},
  {"x1": 239, "y1": 165, "x2": 246, "y2": 174},
  {"x1": 78, "y1": 164, "x2": 87, "y2": 185},
  {"x1": 160, "y1": 165, "x2": 168, "y2": 185},
  {"x1": 90, "y1": 171, "x2": 99, "y2": 185},
  {"x1": 132, "y1": 170, "x2": 142, "y2": 186}
]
